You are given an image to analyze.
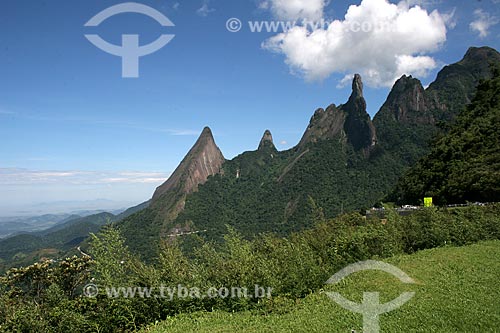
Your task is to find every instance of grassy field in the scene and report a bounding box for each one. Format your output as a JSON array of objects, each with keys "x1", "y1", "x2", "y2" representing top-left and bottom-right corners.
[{"x1": 142, "y1": 240, "x2": 500, "y2": 332}]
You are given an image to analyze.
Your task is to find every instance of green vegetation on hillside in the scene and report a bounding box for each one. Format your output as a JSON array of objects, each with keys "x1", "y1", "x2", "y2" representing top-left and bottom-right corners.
[
  {"x1": 1, "y1": 48, "x2": 499, "y2": 332},
  {"x1": 1, "y1": 205, "x2": 498, "y2": 332},
  {"x1": 160, "y1": 139, "x2": 398, "y2": 252},
  {"x1": 119, "y1": 136, "x2": 400, "y2": 259},
  {"x1": 373, "y1": 47, "x2": 500, "y2": 200},
  {"x1": 143, "y1": 240, "x2": 500, "y2": 333},
  {"x1": 0, "y1": 204, "x2": 151, "y2": 273},
  {"x1": 118, "y1": 48, "x2": 500, "y2": 261},
  {"x1": 392, "y1": 67, "x2": 500, "y2": 205},
  {"x1": 0, "y1": 213, "x2": 114, "y2": 273}
]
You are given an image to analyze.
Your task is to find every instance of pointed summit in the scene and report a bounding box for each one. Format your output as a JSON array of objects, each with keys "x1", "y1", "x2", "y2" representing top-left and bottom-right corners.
[
  {"x1": 199, "y1": 126, "x2": 213, "y2": 139},
  {"x1": 192, "y1": 126, "x2": 218, "y2": 149},
  {"x1": 152, "y1": 126, "x2": 225, "y2": 202},
  {"x1": 258, "y1": 129, "x2": 276, "y2": 150},
  {"x1": 378, "y1": 74, "x2": 432, "y2": 123},
  {"x1": 350, "y1": 73, "x2": 363, "y2": 100},
  {"x1": 297, "y1": 104, "x2": 345, "y2": 148},
  {"x1": 297, "y1": 74, "x2": 376, "y2": 150},
  {"x1": 342, "y1": 74, "x2": 377, "y2": 150}
]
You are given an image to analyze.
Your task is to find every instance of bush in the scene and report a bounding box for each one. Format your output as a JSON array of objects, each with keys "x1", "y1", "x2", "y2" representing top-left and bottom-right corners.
[{"x1": 0, "y1": 205, "x2": 498, "y2": 332}]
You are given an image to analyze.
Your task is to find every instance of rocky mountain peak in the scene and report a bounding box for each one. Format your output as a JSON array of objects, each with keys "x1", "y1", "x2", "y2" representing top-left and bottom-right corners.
[
  {"x1": 342, "y1": 74, "x2": 377, "y2": 150},
  {"x1": 199, "y1": 126, "x2": 213, "y2": 138},
  {"x1": 152, "y1": 126, "x2": 225, "y2": 202},
  {"x1": 258, "y1": 129, "x2": 276, "y2": 150},
  {"x1": 460, "y1": 46, "x2": 500, "y2": 66},
  {"x1": 297, "y1": 104, "x2": 346, "y2": 148},
  {"x1": 297, "y1": 74, "x2": 376, "y2": 151},
  {"x1": 424, "y1": 46, "x2": 500, "y2": 121},
  {"x1": 380, "y1": 74, "x2": 432, "y2": 123},
  {"x1": 350, "y1": 73, "x2": 364, "y2": 99}
]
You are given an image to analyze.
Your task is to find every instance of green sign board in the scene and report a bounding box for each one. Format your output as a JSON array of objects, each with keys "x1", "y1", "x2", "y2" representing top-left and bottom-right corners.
[{"x1": 424, "y1": 197, "x2": 433, "y2": 207}]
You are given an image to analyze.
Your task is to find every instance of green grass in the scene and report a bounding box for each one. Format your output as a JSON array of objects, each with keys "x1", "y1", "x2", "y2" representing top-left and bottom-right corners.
[{"x1": 142, "y1": 241, "x2": 500, "y2": 332}]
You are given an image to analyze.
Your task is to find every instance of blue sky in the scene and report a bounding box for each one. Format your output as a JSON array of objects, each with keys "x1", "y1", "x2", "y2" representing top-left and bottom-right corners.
[{"x1": 0, "y1": 0, "x2": 499, "y2": 216}]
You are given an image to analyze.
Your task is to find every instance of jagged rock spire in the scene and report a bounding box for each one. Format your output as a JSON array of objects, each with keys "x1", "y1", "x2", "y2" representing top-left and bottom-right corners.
[
  {"x1": 258, "y1": 129, "x2": 276, "y2": 150},
  {"x1": 297, "y1": 74, "x2": 376, "y2": 151},
  {"x1": 152, "y1": 126, "x2": 225, "y2": 201},
  {"x1": 342, "y1": 74, "x2": 377, "y2": 150},
  {"x1": 351, "y1": 73, "x2": 363, "y2": 99}
]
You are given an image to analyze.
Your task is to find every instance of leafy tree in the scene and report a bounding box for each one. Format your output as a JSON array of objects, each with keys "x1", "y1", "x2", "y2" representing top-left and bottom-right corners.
[{"x1": 392, "y1": 67, "x2": 500, "y2": 205}]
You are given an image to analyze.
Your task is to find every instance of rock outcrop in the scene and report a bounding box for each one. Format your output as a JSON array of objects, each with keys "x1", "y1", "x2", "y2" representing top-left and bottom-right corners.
[
  {"x1": 342, "y1": 74, "x2": 377, "y2": 149},
  {"x1": 152, "y1": 126, "x2": 225, "y2": 202},
  {"x1": 377, "y1": 75, "x2": 434, "y2": 124},
  {"x1": 373, "y1": 46, "x2": 500, "y2": 167},
  {"x1": 297, "y1": 104, "x2": 345, "y2": 148},
  {"x1": 258, "y1": 129, "x2": 276, "y2": 150},
  {"x1": 298, "y1": 74, "x2": 376, "y2": 151},
  {"x1": 118, "y1": 46, "x2": 500, "y2": 260},
  {"x1": 426, "y1": 46, "x2": 500, "y2": 121}
]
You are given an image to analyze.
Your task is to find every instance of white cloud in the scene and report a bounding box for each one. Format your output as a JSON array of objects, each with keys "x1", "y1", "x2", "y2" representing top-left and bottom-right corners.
[
  {"x1": 167, "y1": 129, "x2": 202, "y2": 136},
  {"x1": 0, "y1": 110, "x2": 15, "y2": 115},
  {"x1": 260, "y1": 0, "x2": 326, "y2": 21},
  {"x1": 0, "y1": 168, "x2": 169, "y2": 185},
  {"x1": 262, "y1": 0, "x2": 448, "y2": 87},
  {"x1": 19, "y1": 114, "x2": 201, "y2": 136},
  {"x1": 279, "y1": 140, "x2": 288, "y2": 145},
  {"x1": 0, "y1": 169, "x2": 171, "y2": 215},
  {"x1": 470, "y1": 9, "x2": 498, "y2": 38},
  {"x1": 441, "y1": 8, "x2": 457, "y2": 29},
  {"x1": 173, "y1": 2, "x2": 180, "y2": 10},
  {"x1": 196, "y1": 0, "x2": 215, "y2": 17},
  {"x1": 395, "y1": 55, "x2": 437, "y2": 78}
]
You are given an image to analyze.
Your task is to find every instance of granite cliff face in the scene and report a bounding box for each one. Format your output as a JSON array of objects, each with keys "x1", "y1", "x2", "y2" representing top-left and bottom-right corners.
[
  {"x1": 376, "y1": 46, "x2": 500, "y2": 126},
  {"x1": 342, "y1": 74, "x2": 377, "y2": 150},
  {"x1": 378, "y1": 75, "x2": 434, "y2": 124},
  {"x1": 297, "y1": 104, "x2": 345, "y2": 148},
  {"x1": 119, "y1": 46, "x2": 500, "y2": 259},
  {"x1": 426, "y1": 46, "x2": 500, "y2": 120},
  {"x1": 144, "y1": 126, "x2": 225, "y2": 234},
  {"x1": 152, "y1": 127, "x2": 225, "y2": 202},
  {"x1": 374, "y1": 46, "x2": 500, "y2": 165},
  {"x1": 119, "y1": 127, "x2": 225, "y2": 256},
  {"x1": 298, "y1": 74, "x2": 376, "y2": 151}
]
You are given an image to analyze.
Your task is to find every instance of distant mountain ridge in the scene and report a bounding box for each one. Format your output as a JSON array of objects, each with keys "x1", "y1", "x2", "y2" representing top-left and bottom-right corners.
[
  {"x1": 0, "y1": 213, "x2": 82, "y2": 239},
  {"x1": 0, "y1": 201, "x2": 150, "y2": 272},
  {"x1": 117, "y1": 46, "x2": 500, "y2": 258},
  {"x1": 113, "y1": 47, "x2": 500, "y2": 257},
  {"x1": 4, "y1": 47, "x2": 495, "y2": 263}
]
